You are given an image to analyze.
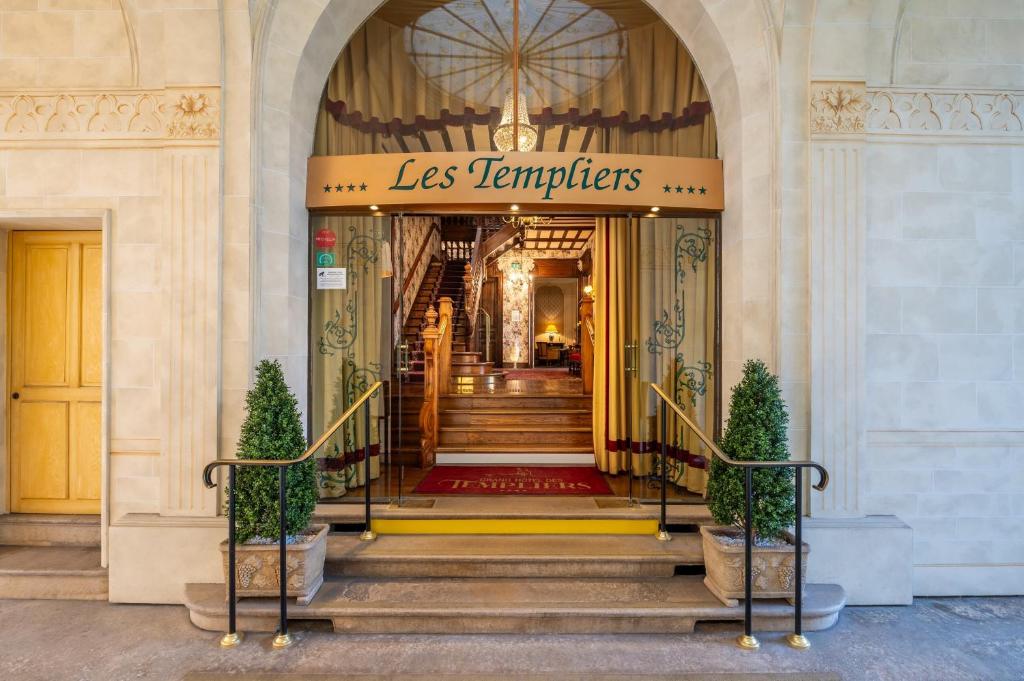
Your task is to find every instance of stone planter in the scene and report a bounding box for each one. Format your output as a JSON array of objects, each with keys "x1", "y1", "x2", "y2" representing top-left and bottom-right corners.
[
  {"x1": 700, "y1": 525, "x2": 808, "y2": 607},
  {"x1": 220, "y1": 523, "x2": 328, "y2": 606}
]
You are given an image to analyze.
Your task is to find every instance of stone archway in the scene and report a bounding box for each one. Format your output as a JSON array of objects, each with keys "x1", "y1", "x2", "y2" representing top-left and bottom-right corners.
[{"x1": 251, "y1": 0, "x2": 779, "y2": 414}]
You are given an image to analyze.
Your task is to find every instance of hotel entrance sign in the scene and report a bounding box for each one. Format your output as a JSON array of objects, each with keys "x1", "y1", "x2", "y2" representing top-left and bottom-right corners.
[{"x1": 306, "y1": 152, "x2": 723, "y2": 213}]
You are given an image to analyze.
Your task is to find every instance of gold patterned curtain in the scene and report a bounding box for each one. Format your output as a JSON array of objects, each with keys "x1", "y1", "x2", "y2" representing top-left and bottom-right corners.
[
  {"x1": 310, "y1": 99, "x2": 390, "y2": 496},
  {"x1": 309, "y1": 214, "x2": 387, "y2": 499},
  {"x1": 315, "y1": 9, "x2": 715, "y2": 155}
]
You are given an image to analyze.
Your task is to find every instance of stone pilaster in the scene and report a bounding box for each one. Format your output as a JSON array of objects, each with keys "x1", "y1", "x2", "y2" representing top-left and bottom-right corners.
[
  {"x1": 808, "y1": 82, "x2": 868, "y2": 517},
  {"x1": 160, "y1": 146, "x2": 222, "y2": 517}
]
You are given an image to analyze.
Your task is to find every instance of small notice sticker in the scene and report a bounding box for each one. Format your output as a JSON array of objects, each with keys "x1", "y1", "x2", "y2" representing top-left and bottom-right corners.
[{"x1": 316, "y1": 267, "x2": 347, "y2": 290}]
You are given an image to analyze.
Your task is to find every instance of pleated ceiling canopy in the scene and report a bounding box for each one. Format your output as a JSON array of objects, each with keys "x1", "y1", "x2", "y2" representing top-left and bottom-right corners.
[{"x1": 320, "y1": 0, "x2": 715, "y2": 155}]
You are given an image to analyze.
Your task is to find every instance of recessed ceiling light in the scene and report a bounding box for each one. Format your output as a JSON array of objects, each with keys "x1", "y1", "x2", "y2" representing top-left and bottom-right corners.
[
  {"x1": 510, "y1": 204, "x2": 520, "y2": 211},
  {"x1": 369, "y1": 205, "x2": 379, "y2": 211},
  {"x1": 651, "y1": 206, "x2": 660, "y2": 212}
]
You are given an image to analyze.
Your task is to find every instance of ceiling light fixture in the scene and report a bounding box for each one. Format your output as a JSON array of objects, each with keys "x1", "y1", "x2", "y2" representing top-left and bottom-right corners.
[{"x1": 491, "y1": 0, "x2": 536, "y2": 153}]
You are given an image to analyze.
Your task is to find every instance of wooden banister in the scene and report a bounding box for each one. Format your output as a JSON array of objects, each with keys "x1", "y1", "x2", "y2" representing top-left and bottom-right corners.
[
  {"x1": 580, "y1": 294, "x2": 595, "y2": 395},
  {"x1": 393, "y1": 221, "x2": 440, "y2": 314},
  {"x1": 417, "y1": 296, "x2": 453, "y2": 467}
]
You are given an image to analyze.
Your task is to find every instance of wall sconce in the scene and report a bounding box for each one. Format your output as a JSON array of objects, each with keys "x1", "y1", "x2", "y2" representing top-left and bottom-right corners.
[{"x1": 583, "y1": 284, "x2": 595, "y2": 299}]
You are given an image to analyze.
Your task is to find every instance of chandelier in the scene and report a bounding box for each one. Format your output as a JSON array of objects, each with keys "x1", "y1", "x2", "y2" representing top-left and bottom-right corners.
[
  {"x1": 501, "y1": 214, "x2": 551, "y2": 229},
  {"x1": 493, "y1": 90, "x2": 536, "y2": 152},
  {"x1": 491, "y1": 0, "x2": 536, "y2": 153}
]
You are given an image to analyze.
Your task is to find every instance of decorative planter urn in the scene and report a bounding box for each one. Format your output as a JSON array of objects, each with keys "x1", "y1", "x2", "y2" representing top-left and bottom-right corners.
[
  {"x1": 220, "y1": 524, "x2": 328, "y2": 606},
  {"x1": 700, "y1": 525, "x2": 808, "y2": 607}
]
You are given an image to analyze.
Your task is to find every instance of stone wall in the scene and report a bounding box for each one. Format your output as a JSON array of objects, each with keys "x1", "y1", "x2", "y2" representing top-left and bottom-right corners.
[
  {"x1": 0, "y1": 1, "x2": 250, "y2": 600},
  {"x1": 863, "y1": 124, "x2": 1024, "y2": 595}
]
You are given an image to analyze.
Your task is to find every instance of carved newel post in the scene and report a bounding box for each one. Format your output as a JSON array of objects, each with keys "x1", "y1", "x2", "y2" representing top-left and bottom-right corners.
[
  {"x1": 419, "y1": 305, "x2": 439, "y2": 468},
  {"x1": 579, "y1": 293, "x2": 595, "y2": 395}
]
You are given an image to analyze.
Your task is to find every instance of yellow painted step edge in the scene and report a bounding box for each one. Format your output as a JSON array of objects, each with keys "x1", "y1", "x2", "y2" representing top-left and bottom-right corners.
[{"x1": 372, "y1": 518, "x2": 659, "y2": 535}]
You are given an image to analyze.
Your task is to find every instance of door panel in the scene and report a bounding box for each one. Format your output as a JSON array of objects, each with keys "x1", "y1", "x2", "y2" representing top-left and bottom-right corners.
[
  {"x1": 10, "y1": 231, "x2": 102, "y2": 514},
  {"x1": 23, "y1": 246, "x2": 70, "y2": 387},
  {"x1": 79, "y1": 244, "x2": 103, "y2": 387},
  {"x1": 71, "y1": 401, "x2": 102, "y2": 501},
  {"x1": 14, "y1": 402, "x2": 69, "y2": 500}
]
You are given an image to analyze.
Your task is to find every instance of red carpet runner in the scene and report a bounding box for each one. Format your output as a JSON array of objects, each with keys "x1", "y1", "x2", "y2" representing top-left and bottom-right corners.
[{"x1": 413, "y1": 465, "x2": 612, "y2": 496}]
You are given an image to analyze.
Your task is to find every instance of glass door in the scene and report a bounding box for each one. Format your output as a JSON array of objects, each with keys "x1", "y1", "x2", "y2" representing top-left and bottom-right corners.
[
  {"x1": 626, "y1": 214, "x2": 720, "y2": 506},
  {"x1": 309, "y1": 212, "x2": 400, "y2": 505}
]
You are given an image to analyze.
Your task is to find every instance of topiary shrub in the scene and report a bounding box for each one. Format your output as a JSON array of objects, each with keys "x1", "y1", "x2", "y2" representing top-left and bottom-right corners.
[
  {"x1": 231, "y1": 359, "x2": 317, "y2": 543},
  {"x1": 707, "y1": 358, "x2": 795, "y2": 542}
]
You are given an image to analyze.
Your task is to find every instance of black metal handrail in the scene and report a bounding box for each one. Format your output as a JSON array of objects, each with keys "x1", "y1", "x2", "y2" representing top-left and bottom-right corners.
[
  {"x1": 202, "y1": 381, "x2": 383, "y2": 649},
  {"x1": 649, "y1": 383, "x2": 829, "y2": 650}
]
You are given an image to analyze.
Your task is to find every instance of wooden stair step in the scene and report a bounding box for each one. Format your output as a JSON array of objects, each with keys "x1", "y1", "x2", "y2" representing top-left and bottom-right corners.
[{"x1": 435, "y1": 445, "x2": 594, "y2": 454}]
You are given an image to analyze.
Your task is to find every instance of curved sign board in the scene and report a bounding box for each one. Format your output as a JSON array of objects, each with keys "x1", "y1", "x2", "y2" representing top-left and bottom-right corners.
[{"x1": 306, "y1": 152, "x2": 723, "y2": 214}]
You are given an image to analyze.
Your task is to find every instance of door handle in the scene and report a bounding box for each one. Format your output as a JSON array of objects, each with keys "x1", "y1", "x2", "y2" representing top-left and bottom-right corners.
[
  {"x1": 624, "y1": 343, "x2": 637, "y2": 373},
  {"x1": 398, "y1": 344, "x2": 410, "y2": 374},
  {"x1": 11, "y1": 392, "x2": 19, "y2": 400}
]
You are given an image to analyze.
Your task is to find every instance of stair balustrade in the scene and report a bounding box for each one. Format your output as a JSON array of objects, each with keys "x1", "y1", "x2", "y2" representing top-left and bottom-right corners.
[
  {"x1": 649, "y1": 383, "x2": 830, "y2": 651},
  {"x1": 580, "y1": 294, "x2": 595, "y2": 395},
  {"x1": 202, "y1": 381, "x2": 384, "y2": 649}
]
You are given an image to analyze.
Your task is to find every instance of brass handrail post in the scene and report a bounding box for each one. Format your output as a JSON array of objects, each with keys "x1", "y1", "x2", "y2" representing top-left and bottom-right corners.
[
  {"x1": 202, "y1": 381, "x2": 383, "y2": 649},
  {"x1": 737, "y1": 467, "x2": 758, "y2": 650},
  {"x1": 272, "y1": 467, "x2": 291, "y2": 648},
  {"x1": 788, "y1": 470, "x2": 810, "y2": 649},
  {"x1": 360, "y1": 402, "x2": 376, "y2": 542},
  {"x1": 647, "y1": 382, "x2": 828, "y2": 650},
  {"x1": 657, "y1": 400, "x2": 670, "y2": 542},
  {"x1": 219, "y1": 465, "x2": 242, "y2": 648}
]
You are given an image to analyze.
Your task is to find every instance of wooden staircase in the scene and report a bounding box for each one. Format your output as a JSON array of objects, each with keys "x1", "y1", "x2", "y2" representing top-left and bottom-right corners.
[{"x1": 436, "y1": 392, "x2": 594, "y2": 464}]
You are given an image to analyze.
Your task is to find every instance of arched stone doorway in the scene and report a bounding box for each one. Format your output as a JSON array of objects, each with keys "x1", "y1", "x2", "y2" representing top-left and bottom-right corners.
[{"x1": 251, "y1": 0, "x2": 779, "y2": 413}]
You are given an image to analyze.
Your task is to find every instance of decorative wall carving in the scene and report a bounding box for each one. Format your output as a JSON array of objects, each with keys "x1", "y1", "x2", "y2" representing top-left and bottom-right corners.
[
  {"x1": 810, "y1": 83, "x2": 869, "y2": 134},
  {"x1": 496, "y1": 251, "x2": 535, "y2": 366},
  {"x1": 866, "y1": 90, "x2": 1024, "y2": 134},
  {"x1": 0, "y1": 88, "x2": 220, "y2": 141}
]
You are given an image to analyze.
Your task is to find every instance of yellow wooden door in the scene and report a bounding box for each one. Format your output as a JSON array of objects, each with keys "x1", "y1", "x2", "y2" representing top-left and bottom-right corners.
[{"x1": 9, "y1": 231, "x2": 102, "y2": 514}]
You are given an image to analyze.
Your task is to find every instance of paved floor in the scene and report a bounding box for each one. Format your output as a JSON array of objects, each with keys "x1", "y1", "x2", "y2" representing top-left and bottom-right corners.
[{"x1": 1, "y1": 596, "x2": 1022, "y2": 681}]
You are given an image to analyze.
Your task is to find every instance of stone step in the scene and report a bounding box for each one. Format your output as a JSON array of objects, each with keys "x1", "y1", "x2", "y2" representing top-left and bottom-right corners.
[
  {"x1": 315, "y1": 497, "x2": 713, "y2": 524},
  {"x1": 324, "y1": 533, "x2": 702, "y2": 578},
  {"x1": 0, "y1": 513, "x2": 101, "y2": 547},
  {"x1": 0, "y1": 545, "x2": 107, "y2": 600},
  {"x1": 183, "y1": 577, "x2": 846, "y2": 635}
]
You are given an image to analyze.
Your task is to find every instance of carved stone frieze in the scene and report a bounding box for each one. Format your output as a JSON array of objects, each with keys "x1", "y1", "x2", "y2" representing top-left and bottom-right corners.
[
  {"x1": 0, "y1": 88, "x2": 220, "y2": 141},
  {"x1": 866, "y1": 89, "x2": 1024, "y2": 134},
  {"x1": 810, "y1": 82, "x2": 869, "y2": 134}
]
